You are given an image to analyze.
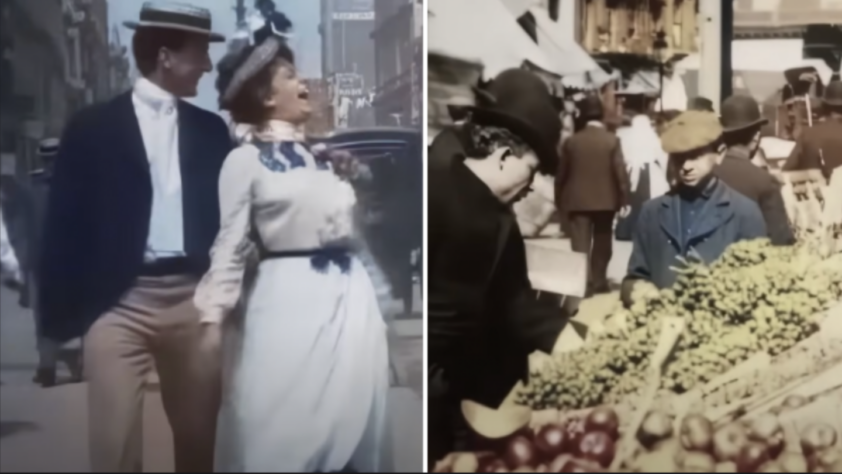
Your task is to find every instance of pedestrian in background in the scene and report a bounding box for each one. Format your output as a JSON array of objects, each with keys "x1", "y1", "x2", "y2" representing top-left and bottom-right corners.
[
  {"x1": 717, "y1": 95, "x2": 794, "y2": 245},
  {"x1": 556, "y1": 96, "x2": 631, "y2": 296},
  {"x1": 21, "y1": 138, "x2": 85, "y2": 387},
  {"x1": 783, "y1": 80, "x2": 842, "y2": 179},
  {"x1": 37, "y1": 3, "x2": 231, "y2": 472},
  {"x1": 0, "y1": 204, "x2": 22, "y2": 286},
  {"x1": 615, "y1": 98, "x2": 671, "y2": 241}
]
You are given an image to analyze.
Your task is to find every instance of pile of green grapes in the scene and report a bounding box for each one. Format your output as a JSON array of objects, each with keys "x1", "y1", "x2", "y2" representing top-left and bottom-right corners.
[{"x1": 517, "y1": 239, "x2": 842, "y2": 411}]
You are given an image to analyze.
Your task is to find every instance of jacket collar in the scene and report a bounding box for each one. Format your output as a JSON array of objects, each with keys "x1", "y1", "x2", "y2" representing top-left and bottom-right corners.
[{"x1": 658, "y1": 178, "x2": 735, "y2": 245}]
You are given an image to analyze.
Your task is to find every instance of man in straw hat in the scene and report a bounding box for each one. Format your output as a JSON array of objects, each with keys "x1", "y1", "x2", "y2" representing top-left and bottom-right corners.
[
  {"x1": 716, "y1": 95, "x2": 794, "y2": 245},
  {"x1": 37, "y1": 2, "x2": 231, "y2": 471},
  {"x1": 783, "y1": 80, "x2": 842, "y2": 179},
  {"x1": 556, "y1": 95, "x2": 631, "y2": 296},
  {"x1": 428, "y1": 68, "x2": 567, "y2": 465},
  {"x1": 621, "y1": 110, "x2": 768, "y2": 307}
]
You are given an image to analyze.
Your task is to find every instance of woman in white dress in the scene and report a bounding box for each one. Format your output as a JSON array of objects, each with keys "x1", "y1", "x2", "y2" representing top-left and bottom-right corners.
[{"x1": 195, "y1": 34, "x2": 391, "y2": 472}]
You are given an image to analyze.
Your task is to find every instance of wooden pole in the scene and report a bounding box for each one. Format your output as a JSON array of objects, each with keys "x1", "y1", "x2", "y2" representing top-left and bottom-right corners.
[{"x1": 698, "y1": 0, "x2": 723, "y2": 111}]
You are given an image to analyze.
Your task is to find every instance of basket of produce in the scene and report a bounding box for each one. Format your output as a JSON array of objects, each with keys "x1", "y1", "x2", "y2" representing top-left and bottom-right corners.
[{"x1": 434, "y1": 238, "x2": 842, "y2": 471}]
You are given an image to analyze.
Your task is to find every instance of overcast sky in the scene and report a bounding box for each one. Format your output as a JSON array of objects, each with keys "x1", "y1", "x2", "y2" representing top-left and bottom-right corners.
[{"x1": 108, "y1": 0, "x2": 323, "y2": 112}]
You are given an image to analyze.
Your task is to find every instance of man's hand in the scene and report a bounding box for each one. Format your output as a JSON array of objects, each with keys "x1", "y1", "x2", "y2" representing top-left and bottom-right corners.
[
  {"x1": 198, "y1": 321, "x2": 223, "y2": 358},
  {"x1": 619, "y1": 205, "x2": 632, "y2": 219}
]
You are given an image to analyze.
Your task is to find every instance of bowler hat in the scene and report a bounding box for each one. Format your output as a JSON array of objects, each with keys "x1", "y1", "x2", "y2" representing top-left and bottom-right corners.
[
  {"x1": 823, "y1": 81, "x2": 842, "y2": 107},
  {"x1": 577, "y1": 95, "x2": 604, "y2": 122},
  {"x1": 720, "y1": 95, "x2": 768, "y2": 133},
  {"x1": 459, "y1": 69, "x2": 561, "y2": 173},
  {"x1": 124, "y1": 2, "x2": 225, "y2": 42}
]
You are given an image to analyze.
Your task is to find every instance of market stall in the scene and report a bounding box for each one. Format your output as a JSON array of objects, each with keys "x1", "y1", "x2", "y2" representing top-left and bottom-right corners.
[{"x1": 434, "y1": 236, "x2": 842, "y2": 472}]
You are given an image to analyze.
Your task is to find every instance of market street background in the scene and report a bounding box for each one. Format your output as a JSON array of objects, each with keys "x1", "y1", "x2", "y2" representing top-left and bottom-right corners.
[{"x1": 0, "y1": 283, "x2": 423, "y2": 472}]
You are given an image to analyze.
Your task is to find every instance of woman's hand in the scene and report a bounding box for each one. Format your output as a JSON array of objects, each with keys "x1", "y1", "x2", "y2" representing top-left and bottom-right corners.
[{"x1": 313, "y1": 145, "x2": 359, "y2": 180}]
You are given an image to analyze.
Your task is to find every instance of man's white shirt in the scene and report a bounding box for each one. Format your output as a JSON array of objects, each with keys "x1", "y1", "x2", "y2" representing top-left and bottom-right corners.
[{"x1": 132, "y1": 78, "x2": 186, "y2": 261}]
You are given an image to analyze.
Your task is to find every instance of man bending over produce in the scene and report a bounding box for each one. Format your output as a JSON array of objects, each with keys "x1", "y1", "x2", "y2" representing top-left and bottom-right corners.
[{"x1": 621, "y1": 110, "x2": 768, "y2": 307}]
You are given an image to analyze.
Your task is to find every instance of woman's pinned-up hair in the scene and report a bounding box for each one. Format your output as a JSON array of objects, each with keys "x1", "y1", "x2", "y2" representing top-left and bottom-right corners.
[{"x1": 215, "y1": 30, "x2": 295, "y2": 125}]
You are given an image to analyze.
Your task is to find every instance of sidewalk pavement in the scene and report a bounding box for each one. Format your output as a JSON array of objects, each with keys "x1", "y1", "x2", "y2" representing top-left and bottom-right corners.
[{"x1": 0, "y1": 382, "x2": 422, "y2": 473}]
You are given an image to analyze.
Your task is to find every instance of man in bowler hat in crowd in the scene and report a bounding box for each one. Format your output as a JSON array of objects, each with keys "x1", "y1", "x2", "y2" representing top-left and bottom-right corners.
[
  {"x1": 622, "y1": 111, "x2": 767, "y2": 306},
  {"x1": 784, "y1": 81, "x2": 842, "y2": 179},
  {"x1": 428, "y1": 69, "x2": 566, "y2": 465},
  {"x1": 37, "y1": 2, "x2": 232, "y2": 471},
  {"x1": 556, "y1": 95, "x2": 631, "y2": 296},
  {"x1": 716, "y1": 95, "x2": 794, "y2": 245}
]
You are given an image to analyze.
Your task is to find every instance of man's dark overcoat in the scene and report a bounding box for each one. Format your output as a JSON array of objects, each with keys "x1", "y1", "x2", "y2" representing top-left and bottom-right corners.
[{"x1": 428, "y1": 127, "x2": 564, "y2": 409}]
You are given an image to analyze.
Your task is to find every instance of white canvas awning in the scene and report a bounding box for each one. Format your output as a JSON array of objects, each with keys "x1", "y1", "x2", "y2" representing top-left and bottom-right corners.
[
  {"x1": 428, "y1": 0, "x2": 560, "y2": 78},
  {"x1": 528, "y1": 7, "x2": 599, "y2": 77}
]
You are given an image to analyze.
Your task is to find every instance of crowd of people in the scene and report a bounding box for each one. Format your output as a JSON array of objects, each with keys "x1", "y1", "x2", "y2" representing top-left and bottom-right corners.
[
  {"x1": 427, "y1": 66, "x2": 841, "y2": 464},
  {"x1": 0, "y1": 2, "x2": 397, "y2": 472}
]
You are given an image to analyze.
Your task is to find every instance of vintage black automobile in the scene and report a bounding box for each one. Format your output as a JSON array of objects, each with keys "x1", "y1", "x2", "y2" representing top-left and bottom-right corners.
[{"x1": 312, "y1": 127, "x2": 423, "y2": 316}]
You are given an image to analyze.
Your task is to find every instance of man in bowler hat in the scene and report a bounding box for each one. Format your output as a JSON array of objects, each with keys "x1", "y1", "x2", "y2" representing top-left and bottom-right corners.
[
  {"x1": 556, "y1": 96, "x2": 631, "y2": 296},
  {"x1": 784, "y1": 80, "x2": 842, "y2": 179},
  {"x1": 716, "y1": 95, "x2": 794, "y2": 245},
  {"x1": 622, "y1": 111, "x2": 767, "y2": 307},
  {"x1": 37, "y1": 2, "x2": 231, "y2": 471},
  {"x1": 428, "y1": 69, "x2": 566, "y2": 465}
]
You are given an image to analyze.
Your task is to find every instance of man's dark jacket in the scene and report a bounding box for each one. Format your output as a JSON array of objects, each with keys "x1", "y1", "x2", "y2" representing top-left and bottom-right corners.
[
  {"x1": 428, "y1": 128, "x2": 565, "y2": 408},
  {"x1": 715, "y1": 146, "x2": 794, "y2": 245},
  {"x1": 38, "y1": 92, "x2": 233, "y2": 343}
]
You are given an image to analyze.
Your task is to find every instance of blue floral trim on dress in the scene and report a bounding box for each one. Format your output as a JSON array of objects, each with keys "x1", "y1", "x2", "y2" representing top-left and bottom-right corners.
[{"x1": 254, "y1": 140, "x2": 317, "y2": 173}]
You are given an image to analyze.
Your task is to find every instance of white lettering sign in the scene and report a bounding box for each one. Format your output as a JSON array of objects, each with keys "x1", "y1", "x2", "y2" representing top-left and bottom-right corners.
[{"x1": 332, "y1": 12, "x2": 374, "y2": 20}]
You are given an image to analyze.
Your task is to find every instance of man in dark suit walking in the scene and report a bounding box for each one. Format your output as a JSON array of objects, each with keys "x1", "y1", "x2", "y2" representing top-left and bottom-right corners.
[
  {"x1": 38, "y1": 3, "x2": 232, "y2": 472},
  {"x1": 784, "y1": 81, "x2": 842, "y2": 179},
  {"x1": 16, "y1": 138, "x2": 85, "y2": 387},
  {"x1": 428, "y1": 69, "x2": 566, "y2": 465},
  {"x1": 716, "y1": 95, "x2": 794, "y2": 245},
  {"x1": 556, "y1": 96, "x2": 631, "y2": 296}
]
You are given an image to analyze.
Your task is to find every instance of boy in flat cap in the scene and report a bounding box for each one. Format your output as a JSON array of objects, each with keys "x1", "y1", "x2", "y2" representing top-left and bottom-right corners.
[
  {"x1": 717, "y1": 95, "x2": 794, "y2": 245},
  {"x1": 621, "y1": 111, "x2": 767, "y2": 306}
]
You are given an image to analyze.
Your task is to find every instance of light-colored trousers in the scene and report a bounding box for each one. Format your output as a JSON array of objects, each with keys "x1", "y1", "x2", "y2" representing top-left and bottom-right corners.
[{"x1": 84, "y1": 275, "x2": 221, "y2": 472}]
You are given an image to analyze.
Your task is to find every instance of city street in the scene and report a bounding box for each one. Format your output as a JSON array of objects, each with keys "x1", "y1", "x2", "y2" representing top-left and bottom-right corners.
[{"x1": 0, "y1": 285, "x2": 423, "y2": 473}]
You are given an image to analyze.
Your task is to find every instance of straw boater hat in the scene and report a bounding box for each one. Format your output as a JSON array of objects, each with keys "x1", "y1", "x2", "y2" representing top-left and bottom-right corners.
[
  {"x1": 37, "y1": 138, "x2": 60, "y2": 158},
  {"x1": 720, "y1": 95, "x2": 768, "y2": 134},
  {"x1": 123, "y1": 2, "x2": 226, "y2": 42},
  {"x1": 660, "y1": 110, "x2": 724, "y2": 155}
]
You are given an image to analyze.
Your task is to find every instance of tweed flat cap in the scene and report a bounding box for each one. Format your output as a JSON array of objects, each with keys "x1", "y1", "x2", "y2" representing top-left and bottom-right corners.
[{"x1": 660, "y1": 110, "x2": 723, "y2": 154}]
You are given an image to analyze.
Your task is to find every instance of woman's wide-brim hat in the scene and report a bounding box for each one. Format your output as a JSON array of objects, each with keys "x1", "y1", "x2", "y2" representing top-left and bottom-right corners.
[
  {"x1": 720, "y1": 94, "x2": 768, "y2": 134},
  {"x1": 450, "y1": 69, "x2": 561, "y2": 173},
  {"x1": 123, "y1": 2, "x2": 226, "y2": 43}
]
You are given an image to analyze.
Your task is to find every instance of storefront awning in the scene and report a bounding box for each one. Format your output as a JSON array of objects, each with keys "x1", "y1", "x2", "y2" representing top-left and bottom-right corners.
[
  {"x1": 528, "y1": 7, "x2": 600, "y2": 77},
  {"x1": 428, "y1": 0, "x2": 560, "y2": 78}
]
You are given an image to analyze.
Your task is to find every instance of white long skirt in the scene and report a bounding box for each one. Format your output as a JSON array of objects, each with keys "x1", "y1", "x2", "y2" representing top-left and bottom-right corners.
[{"x1": 215, "y1": 256, "x2": 391, "y2": 472}]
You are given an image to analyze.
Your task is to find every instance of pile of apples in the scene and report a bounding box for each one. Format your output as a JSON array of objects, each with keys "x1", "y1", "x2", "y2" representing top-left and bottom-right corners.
[
  {"x1": 434, "y1": 406, "x2": 621, "y2": 472},
  {"x1": 434, "y1": 395, "x2": 842, "y2": 473}
]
